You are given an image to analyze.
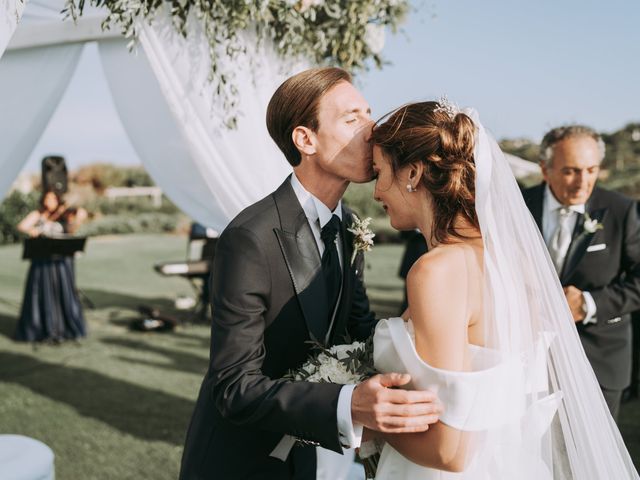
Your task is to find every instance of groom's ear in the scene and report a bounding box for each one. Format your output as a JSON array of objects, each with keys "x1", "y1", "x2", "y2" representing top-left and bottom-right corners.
[{"x1": 292, "y1": 126, "x2": 317, "y2": 156}]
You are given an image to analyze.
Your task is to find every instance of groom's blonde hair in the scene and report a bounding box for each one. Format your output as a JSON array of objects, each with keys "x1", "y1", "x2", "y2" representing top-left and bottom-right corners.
[{"x1": 266, "y1": 67, "x2": 351, "y2": 167}]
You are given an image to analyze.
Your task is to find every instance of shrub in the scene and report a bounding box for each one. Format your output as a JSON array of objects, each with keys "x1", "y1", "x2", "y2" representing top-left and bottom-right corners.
[
  {"x1": 0, "y1": 191, "x2": 39, "y2": 244},
  {"x1": 84, "y1": 195, "x2": 180, "y2": 216},
  {"x1": 72, "y1": 164, "x2": 155, "y2": 191},
  {"x1": 77, "y1": 212, "x2": 186, "y2": 237}
]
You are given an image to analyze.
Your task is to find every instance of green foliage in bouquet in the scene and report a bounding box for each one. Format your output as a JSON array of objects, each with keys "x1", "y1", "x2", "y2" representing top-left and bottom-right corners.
[{"x1": 63, "y1": 0, "x2": 409, "y2": 127}]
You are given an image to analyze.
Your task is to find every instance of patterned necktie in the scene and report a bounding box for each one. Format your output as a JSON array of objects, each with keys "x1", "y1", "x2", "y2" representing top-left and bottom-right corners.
[
  {"x1": 320, "y1": 214, "x2": 342, "y2": 333},
  {"x1": 550, "y1": 206, "x2": 573, "y2": 274}
]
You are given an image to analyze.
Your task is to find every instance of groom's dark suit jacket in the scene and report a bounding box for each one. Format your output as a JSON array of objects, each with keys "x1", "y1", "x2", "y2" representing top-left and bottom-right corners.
[
  {"x1": 523, "y1": 184, "x2": 640, "y2": 390},
  {"x1": 180, "y1": 178, "x2": 376, "y2": 480}
]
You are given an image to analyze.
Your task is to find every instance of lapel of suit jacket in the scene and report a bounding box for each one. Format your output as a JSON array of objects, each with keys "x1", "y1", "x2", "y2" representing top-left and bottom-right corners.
[
  {"x1": 561, "y1": 188, "x2": 608, "y2": 283},
  {"x1": 524, "y1": 184, "x2": 545, "y2": 233},
  {"x1": 329, "y1": 208, "x2": 355, "y2": 344},
  {"x1": 272, "y1": 177, "x2": 329, "y2": 344}
]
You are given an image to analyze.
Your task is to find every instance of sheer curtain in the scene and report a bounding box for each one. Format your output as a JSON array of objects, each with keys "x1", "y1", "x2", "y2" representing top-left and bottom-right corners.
[
  {"x1": 0, "y1": 0, "x2": 26, "y2": 58},
  {"x1": 0, "y1": 43, "x2": 82, "y2": 199},
  {"x1": 2, "y1": 1, "x2": 300, "y2": 229},
  {"x1": 99, "y1": 9, "x2": 301, "y2": 231}
]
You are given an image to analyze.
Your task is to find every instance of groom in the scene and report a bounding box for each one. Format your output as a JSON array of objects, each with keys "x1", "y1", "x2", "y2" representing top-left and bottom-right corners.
[{"x1": 179, "y1": 67, "x2": 441, "y2": 479}]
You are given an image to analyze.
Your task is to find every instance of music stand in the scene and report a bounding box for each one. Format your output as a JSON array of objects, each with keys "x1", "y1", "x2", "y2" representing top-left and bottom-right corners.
[
  {"x1": 23, "y1": 236, "x2": 86, "y2": 260},
  {"x1": 22, "y1": 236, "x2": 93, "y2": 308}
]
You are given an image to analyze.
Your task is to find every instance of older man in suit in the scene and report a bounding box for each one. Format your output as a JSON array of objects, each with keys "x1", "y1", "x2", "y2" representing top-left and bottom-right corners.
[{"x1": 523, "y1": 125, "x2": 640, "y2": 421}]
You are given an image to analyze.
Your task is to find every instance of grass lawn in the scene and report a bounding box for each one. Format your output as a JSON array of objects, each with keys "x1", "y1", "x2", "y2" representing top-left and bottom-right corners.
[
  {"x1": 0, "y1": 234, "x2": 404, "y2": 479},
  {"x1": 0, "y1": 233, "x2": 638, "y2": 478}
]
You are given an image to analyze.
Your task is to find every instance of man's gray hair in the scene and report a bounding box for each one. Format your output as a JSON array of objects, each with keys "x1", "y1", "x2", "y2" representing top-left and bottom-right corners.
[{"x1": 539, "y1": 125, "x2": 606, "y2": 167}]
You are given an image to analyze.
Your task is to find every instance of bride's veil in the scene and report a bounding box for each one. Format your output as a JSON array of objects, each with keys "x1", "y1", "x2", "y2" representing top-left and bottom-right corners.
[{"x1": 467, "y1": 106, "x2": 638, "y2": 478}]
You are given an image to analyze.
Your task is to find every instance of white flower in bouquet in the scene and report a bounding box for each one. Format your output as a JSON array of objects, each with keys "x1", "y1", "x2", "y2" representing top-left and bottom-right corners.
[
  {"x1": 290, "y1": 340, "x2": 374, "y2": 384},
  {"x1": 301, "y1": 353, "x2": 359, "y2": 384},
  {"x1": 330, "y1": 342, "x2": 364, "y2": 358}
]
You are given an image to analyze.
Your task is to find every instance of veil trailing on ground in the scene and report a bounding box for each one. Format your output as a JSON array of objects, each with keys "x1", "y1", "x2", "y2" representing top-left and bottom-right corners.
[{"x1": 467, "y1": 107, "x2": 638, "y2": 479}]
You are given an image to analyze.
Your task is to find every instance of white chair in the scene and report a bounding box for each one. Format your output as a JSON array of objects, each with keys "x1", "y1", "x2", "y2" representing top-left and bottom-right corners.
[{"x1": 0, "y1": 435, "x2": 55, "y2": 480}]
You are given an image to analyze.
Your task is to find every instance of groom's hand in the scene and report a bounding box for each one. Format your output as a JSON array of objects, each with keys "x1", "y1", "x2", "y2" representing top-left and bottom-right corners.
[{"x1": 351, "y1": 373, "x2": 442, "y2": 433}]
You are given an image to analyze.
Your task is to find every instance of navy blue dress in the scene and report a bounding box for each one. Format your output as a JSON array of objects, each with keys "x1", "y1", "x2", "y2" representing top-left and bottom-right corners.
[{"x1": 14, "y1": 221, "x2": 86, "y2": 342}]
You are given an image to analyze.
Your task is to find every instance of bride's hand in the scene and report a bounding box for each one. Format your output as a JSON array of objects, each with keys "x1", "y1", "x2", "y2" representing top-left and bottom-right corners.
[{"x1": 351, "y1": 373, "x2": 442, "y2": 434}]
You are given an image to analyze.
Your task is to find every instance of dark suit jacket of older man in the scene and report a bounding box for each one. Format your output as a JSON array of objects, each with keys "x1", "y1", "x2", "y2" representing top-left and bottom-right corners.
[{"x1": 523, "y1": 184, "x2": 640, "y2": 391}]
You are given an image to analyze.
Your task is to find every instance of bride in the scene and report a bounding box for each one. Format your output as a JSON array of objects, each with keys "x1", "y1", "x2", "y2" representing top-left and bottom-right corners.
[{"x1": 364, "y1": 100, "x2": 638, "y2": 478}]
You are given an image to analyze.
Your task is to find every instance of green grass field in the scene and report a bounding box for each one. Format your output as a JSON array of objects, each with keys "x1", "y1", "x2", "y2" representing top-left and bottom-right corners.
[
  {"x1": 0, "y1": 234, "x2": 638, "y2": 478},
  {"x1": 0, "y1": 234, "x2": 404, "y2": 479}
]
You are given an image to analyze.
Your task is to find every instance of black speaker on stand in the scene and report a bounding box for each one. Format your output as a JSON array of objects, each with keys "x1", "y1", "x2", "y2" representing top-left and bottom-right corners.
[{"x1": 41, "y1": 155, "x2": 68, "y2": 195}]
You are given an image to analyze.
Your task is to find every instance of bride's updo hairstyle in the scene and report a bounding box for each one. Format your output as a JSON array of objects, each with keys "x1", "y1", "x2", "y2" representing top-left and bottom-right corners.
[{"x1": 371, "y1": 101, "x2": 480, "y2": 244}]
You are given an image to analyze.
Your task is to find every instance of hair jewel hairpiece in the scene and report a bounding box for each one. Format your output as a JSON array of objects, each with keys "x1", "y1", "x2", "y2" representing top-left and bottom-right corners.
[{"x1": 434, "y1": 95, "x2": 459, "y2": 119}]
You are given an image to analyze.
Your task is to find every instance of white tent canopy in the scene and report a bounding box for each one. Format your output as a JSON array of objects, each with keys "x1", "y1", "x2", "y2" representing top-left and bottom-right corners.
[{"x1": 0, "y1": 0, "x2": 294, "y2": 231}]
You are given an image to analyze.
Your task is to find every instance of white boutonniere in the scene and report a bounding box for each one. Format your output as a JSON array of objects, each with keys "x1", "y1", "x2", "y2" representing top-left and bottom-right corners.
[
  {"x1": 583, "y1": 212, "x2": 604, "y2": 234},
  {"x1": 347, "y1": 215, "x2": 375, "y2": 265}
]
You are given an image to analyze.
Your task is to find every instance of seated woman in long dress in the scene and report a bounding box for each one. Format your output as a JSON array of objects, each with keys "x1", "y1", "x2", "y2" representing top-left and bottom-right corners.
[
  {"x1": 14, "y1": 190, "x2": 88, "y2": 343},
  {"x1": 363, "y1": 101, "x2": 638, "y2": 479}
]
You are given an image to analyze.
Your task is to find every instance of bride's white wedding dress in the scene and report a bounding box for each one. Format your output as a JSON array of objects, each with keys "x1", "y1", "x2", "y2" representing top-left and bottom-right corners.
[{"x1": 373, "y1": 318, "x2": 561, "y2": 479}]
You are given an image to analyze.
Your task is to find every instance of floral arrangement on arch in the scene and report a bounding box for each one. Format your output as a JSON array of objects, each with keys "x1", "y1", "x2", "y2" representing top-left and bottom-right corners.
[{"x1": 64, "y1": 0, "x2": 409, "y2": 127}]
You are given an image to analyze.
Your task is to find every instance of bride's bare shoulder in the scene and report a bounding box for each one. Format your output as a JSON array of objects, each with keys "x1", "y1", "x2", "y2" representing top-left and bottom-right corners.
[
  {"x1": 406, "y1": 243, "x2": 471, "y2": 369},
  {"x1": 407, "y1": 243, "x2": 470, "y2": 287}
]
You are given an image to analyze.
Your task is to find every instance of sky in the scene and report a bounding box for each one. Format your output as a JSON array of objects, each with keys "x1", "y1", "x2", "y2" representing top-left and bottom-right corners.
[{"x1": 20, "y1": 0, "x2": 640, "y2": 174}]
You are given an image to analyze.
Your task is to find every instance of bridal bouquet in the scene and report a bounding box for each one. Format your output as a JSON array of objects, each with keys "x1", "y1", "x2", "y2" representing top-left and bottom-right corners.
[
  {"x1": 286, "y1": 337, "x2": 380, "y2": 478},
  {"x1": 286, "y1": 336, "x2": 376, "y2": 384}
]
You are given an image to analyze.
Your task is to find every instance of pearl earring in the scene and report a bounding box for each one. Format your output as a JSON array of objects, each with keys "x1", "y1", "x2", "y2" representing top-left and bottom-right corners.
[{"x1": 406, "y1": 184, "x2": 416, "y2": 193}]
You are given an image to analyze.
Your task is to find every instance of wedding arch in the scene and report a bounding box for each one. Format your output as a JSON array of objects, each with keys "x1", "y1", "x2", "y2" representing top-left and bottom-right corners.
[{"x1": 0, "y1": 0, "x2": 408, "y2": 231}]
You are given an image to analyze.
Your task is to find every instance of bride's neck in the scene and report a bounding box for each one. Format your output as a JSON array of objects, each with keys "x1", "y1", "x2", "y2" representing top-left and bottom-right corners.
[{"x1": 418, "y1": 215, "x2": 482, "y2": 250}]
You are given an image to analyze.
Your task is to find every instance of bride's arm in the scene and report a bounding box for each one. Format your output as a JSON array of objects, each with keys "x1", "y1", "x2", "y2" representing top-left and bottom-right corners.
[{"x1": 379, "y1": 249, "x2": 471, "y2": 472}]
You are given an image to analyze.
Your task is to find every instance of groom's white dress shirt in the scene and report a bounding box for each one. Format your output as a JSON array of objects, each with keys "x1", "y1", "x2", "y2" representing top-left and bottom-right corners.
[
  {"x1": 290, "y1": 173, "x2": 363, "y2": 449},
  {"x1": 542, "y1": 185, "x2": 597, "y2": 324}
]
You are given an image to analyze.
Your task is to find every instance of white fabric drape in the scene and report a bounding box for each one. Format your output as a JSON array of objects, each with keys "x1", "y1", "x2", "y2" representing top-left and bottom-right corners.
[
  {"x1": 98, "y1": 38, "x2": 234, "y2": 229},
  {"x1": 137, "y1": 12, "x2": 299, "y2": 229},
  {"x1": 3, "y1": 1, "x2": 299, "y2": 230},
  {"x1": 0, "y1": 43, "x2": 82, "y2": 199},
  {"x1": 99, "y1": 9, "x2": 299, "y2": 231},
  {"x1": 0, "y1": 0, "x2": 26, "y2": 58}
]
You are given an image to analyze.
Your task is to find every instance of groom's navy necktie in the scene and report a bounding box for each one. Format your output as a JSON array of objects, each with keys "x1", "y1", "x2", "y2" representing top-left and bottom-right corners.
[{"x1": 321, "y1": 214, "x2": 342, "y2": 334}]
